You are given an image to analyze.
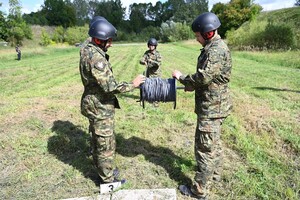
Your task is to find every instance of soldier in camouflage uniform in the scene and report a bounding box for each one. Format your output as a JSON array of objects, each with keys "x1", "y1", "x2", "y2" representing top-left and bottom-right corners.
[
  {"x1": 140, "y1": 38, "x2": 162, "y2": 78},
  {"x1": 15, "y1": 45, "x2": 21, "y2": 60},
  {"x1": 80, "y1": 16, "x2": 107, "y2": 56},
  {"x1": 79, "y1": 18, "x2": 145, "y2": 184},
  {"x1": 172, "y1": 12, "x2": 232, "y2": 199}
]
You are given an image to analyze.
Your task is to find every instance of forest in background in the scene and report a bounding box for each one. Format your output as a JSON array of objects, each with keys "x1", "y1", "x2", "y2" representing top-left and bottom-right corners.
[{"x1": 0, "y1": 0, "x2": 300, "y2": 49}]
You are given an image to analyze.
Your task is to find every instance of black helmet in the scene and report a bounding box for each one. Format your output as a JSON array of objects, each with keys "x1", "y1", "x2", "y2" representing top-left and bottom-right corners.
[
  {"x1": 192, "y1": 12, "x2": 221, "y2": 33},
  {"x1": 89, "y1": 20, "x2": 117, "y2": 40},
  {"x1": 147, "y1": 38, "x2": 158, "y2": 47},
  {"x1": 89, "y1": 16, "x2": 107, "y2": 28}
]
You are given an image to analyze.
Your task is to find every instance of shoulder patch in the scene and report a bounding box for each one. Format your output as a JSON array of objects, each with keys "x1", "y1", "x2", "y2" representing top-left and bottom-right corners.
[{"x1": 95, "y1": 62, "x2": 105, "y2": 71}]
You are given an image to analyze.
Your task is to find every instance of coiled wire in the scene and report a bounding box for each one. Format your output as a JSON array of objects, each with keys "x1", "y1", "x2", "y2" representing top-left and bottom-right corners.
[{"x1": 141, "y1": 78, "x2": 176, "y2": 103}]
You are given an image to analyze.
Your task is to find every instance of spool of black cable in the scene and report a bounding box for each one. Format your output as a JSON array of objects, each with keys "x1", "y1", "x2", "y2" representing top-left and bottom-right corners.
[{"x1": 140, "y1": 78, "x2": 178, "y2": 109}]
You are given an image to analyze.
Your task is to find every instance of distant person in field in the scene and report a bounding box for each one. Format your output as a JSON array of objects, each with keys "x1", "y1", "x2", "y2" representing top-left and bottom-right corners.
[
  {"x1": 79, "y1": 17, "x2": 145, "y2": 184},
  {"x1": 172, "y1": 12, "x2": 232, "y2": 200},
  {"x1": 140, "y1": 38, "x2": 162, "y2": 78},
  {"x1": 140, "y1": 38, "x2": 162, "y2": 107},
  {"x1": 15, "y1": 45, "x2": 21, "y2": 60}
]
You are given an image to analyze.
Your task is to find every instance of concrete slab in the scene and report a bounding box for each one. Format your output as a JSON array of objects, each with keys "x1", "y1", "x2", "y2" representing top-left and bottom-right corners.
[{"x1": 63, "y1": 188, "x2": 176, "y2": 200}]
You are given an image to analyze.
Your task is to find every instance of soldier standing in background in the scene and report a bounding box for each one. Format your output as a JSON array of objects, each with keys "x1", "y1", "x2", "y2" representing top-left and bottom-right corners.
[
  {"x1": 140, "y1": 38, "x2": 162, "y2": 107},
  {"x1": 172, "y1": 12, "x2": 232, "y2": 199},
  {"x1": 79, "y1": 18, "x2": 145, "y2": 184},
  {"x1": 15, "y1": 45, "x2": 21, "y2": 60},
  {"x1": 140, "y1": 38, "x2": 162, "y2": 78}
]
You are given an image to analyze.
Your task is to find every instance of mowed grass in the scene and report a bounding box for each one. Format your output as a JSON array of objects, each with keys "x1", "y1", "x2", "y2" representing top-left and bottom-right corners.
[{"x1": 0, "y1": 42, "x2": 299, "y2": 200}]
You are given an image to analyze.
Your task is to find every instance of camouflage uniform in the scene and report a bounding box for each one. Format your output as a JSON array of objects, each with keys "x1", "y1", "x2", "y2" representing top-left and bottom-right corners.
[
  {"x1": 15, "y1": 46, "x2": 21, "y2": 60},
  {"x1": 140, "y1": 50, "x2": 162, "y2": 78},
  {"x1": 79, "y1": 42, "x2": 135, "y2": 183},
  {"x1": 178, "y1": 35, "x2": 232, "y2": 197},
  {"x1": 80, "y1": 37, "x2": 91, "y2": 56}
]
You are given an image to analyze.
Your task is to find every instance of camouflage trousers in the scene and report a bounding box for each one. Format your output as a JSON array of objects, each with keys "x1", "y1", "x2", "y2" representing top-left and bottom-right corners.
[
  {"x1": 89, "y1": 117, "x2": 116, "y2": 183},
  {"x1": 191, "y1": 117, "x2": 224, "y2": 197}
]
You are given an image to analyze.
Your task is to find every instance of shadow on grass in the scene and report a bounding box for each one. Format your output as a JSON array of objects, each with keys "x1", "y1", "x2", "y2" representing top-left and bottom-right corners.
[
  {"x1": 254, "y1": 87, "x2": 300, "y2": 93},
  {"x1": 48, "y1": 120, "x2": 100, "y2": 185},
  {"x1": 118, "y1": 92, "x2": 141, "y2": 100},
  {"x1": 116, "y1": 135, "x2": 193, "y2": 185},
  {"x1": 48, "y1": 120, "x2": 193, "y2": 186}
]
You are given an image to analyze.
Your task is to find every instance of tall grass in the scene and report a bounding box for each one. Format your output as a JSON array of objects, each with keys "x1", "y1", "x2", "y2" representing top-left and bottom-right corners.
[{"x1": 0, "y1": 42, "x2": 299, "y2": 200}]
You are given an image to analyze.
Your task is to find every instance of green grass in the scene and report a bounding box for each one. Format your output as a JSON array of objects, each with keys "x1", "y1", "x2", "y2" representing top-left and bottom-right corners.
[{"x1": 0, "y1": 41, "x2": 299, "y2": 200}]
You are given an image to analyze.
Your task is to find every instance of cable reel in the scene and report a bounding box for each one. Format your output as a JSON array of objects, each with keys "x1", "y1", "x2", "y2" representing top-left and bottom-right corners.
[{"x1": 139, "y1": 78, "x2": 184, "y2": 109}]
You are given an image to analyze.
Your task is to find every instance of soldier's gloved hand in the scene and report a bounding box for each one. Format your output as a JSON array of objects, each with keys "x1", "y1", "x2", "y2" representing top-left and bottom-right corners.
[{"x1": 133, "y1": 75, "x2": 146, "y2": 87}]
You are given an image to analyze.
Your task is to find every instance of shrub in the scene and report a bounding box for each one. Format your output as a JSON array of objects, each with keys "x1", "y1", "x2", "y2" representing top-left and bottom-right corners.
[
  {"x1": 226, "y1": 7, "x2": 299, "y2": 50},
  {"x1": 65, "y1": 25, "x2": 88, "y2": 45},
  {"x1": 263, "y1": 21, "x2": 295, "y2": 49},
  {"x1": 160, "y1": 21, "x2": 193, "y2": 43},
  {"x1": 40, "y1": 28, "x2": 51, "y2": 46},
  {"x1": 52, "y1": 26, "x2": 65, "y2": 43}
]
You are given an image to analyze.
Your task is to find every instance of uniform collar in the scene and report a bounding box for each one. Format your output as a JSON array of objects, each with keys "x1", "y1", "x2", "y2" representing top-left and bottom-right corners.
[
  {"x1": 89, "y1": 41, "x2": 106, "y2": 57},
  {"x1": 203, "y1": 34, "x2": 221, "y2": 50}
]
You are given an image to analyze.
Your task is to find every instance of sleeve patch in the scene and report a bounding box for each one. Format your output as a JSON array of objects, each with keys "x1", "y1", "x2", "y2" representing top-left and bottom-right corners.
[{"x1": 95, "y1": 62, "x2": 105, "y2": 71}]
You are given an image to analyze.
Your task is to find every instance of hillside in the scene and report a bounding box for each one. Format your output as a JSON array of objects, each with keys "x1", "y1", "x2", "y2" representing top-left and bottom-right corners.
[{"x1": 227, "y1": 7, "x2": 300, "y2": 50}]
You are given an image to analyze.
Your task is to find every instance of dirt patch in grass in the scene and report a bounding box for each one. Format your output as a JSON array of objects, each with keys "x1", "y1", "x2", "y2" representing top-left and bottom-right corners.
[{"x1": 232, "y1": 94, "x2": 278, "y2": 134}]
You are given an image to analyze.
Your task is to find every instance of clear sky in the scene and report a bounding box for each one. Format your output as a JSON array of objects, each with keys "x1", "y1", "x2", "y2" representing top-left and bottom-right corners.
[{"x1": 0, "y1": 0, "x2": 297, "y2": 15}]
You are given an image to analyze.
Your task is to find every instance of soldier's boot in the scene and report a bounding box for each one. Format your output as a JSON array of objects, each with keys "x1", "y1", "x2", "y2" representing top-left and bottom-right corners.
[{"x1": 179, "y1": 182, "x2": 208, "y2": 200}]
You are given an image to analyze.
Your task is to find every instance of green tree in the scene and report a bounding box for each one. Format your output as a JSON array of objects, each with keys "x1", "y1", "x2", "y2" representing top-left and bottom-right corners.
[
  {"x1": 129, "y1": 3, "x2": 149, "y2": 33},
  {"x1": 295, "y1": 0, "x2": 300, "y2": 6},
  {"x1": 72, "y1": 0, "x2": 89, "y2": 26},
  {"x1": 147, "y1": 1, "x2": 169, "y2": 26},
  {"x1": 6, "y1": 0, "x2": 32, "y2": 45},
  {"x1": 23, "y1": 10, "x2": 48, "y2": 25},
  {"x1": 211, "y1": 0, "x2": 262, "y2": 37},
  {"x1": 42, "y1": 0, "x2": 76, "y2": 28},
  {"x1": 173, "y1": 0, "x2": 208, "y2": 24},
  {"x1": 94, "y1": 0, "x2": 125, "y2": 29},
  {"x1": 0, "y1": 3, "x2": 9, "y2": 41}
]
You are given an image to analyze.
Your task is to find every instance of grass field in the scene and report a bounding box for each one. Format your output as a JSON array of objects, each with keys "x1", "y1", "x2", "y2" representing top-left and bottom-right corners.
[{"x1": 0, "y1": 41, "x2": 299, "y2": 200}]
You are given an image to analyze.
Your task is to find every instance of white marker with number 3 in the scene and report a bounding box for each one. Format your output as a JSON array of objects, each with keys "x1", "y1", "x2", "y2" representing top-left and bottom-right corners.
[{"x1": 100, "y1": 181, "x2": 122, "y2": 194}]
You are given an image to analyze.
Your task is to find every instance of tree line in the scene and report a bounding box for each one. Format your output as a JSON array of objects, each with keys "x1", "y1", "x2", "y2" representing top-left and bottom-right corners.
[{"x1": 1, "y1": 0, "x2": 299, "y2": 46}]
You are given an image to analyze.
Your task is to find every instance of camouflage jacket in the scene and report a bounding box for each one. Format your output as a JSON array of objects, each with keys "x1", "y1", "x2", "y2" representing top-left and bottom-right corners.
[
  {"x1": 178, "y1": 35, "x2": 232, "y2": 119},
  {"x1": 79, "y1": 42, "x2": 135, "y2": 119},
  {"x1": 140, "y1": 50, "x2": 162, "y2": 77}
]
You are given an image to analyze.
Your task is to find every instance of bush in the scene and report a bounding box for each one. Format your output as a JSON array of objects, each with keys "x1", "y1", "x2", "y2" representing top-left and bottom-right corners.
[
  {"x1": 160, "y1": 21, "x2": 193, "y2": 43},
  {"x1": 226, "y1": 7, "x2": 299, "y2": 50},
  {"x1": 140, "y1": 26, "x2": 161, "y2": 41},
  {"x1": 65, "y1": 25, "x2": 88, "y2": 45},
  {"x1": 226, "y1": 20, "x2": 267, "y2": 49},
  {"x1": 40, "y1": 28, "x2": 51, "y2": 46},
  {"x1": 263, "y1": 22, "x2": 295, "y2": 49},
  {"x1": 52, "y1": 26, "x2": 65, "y2": 43},
  {"x1": 227, "y1": 20, "x2": 296, "y2": 50}
]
